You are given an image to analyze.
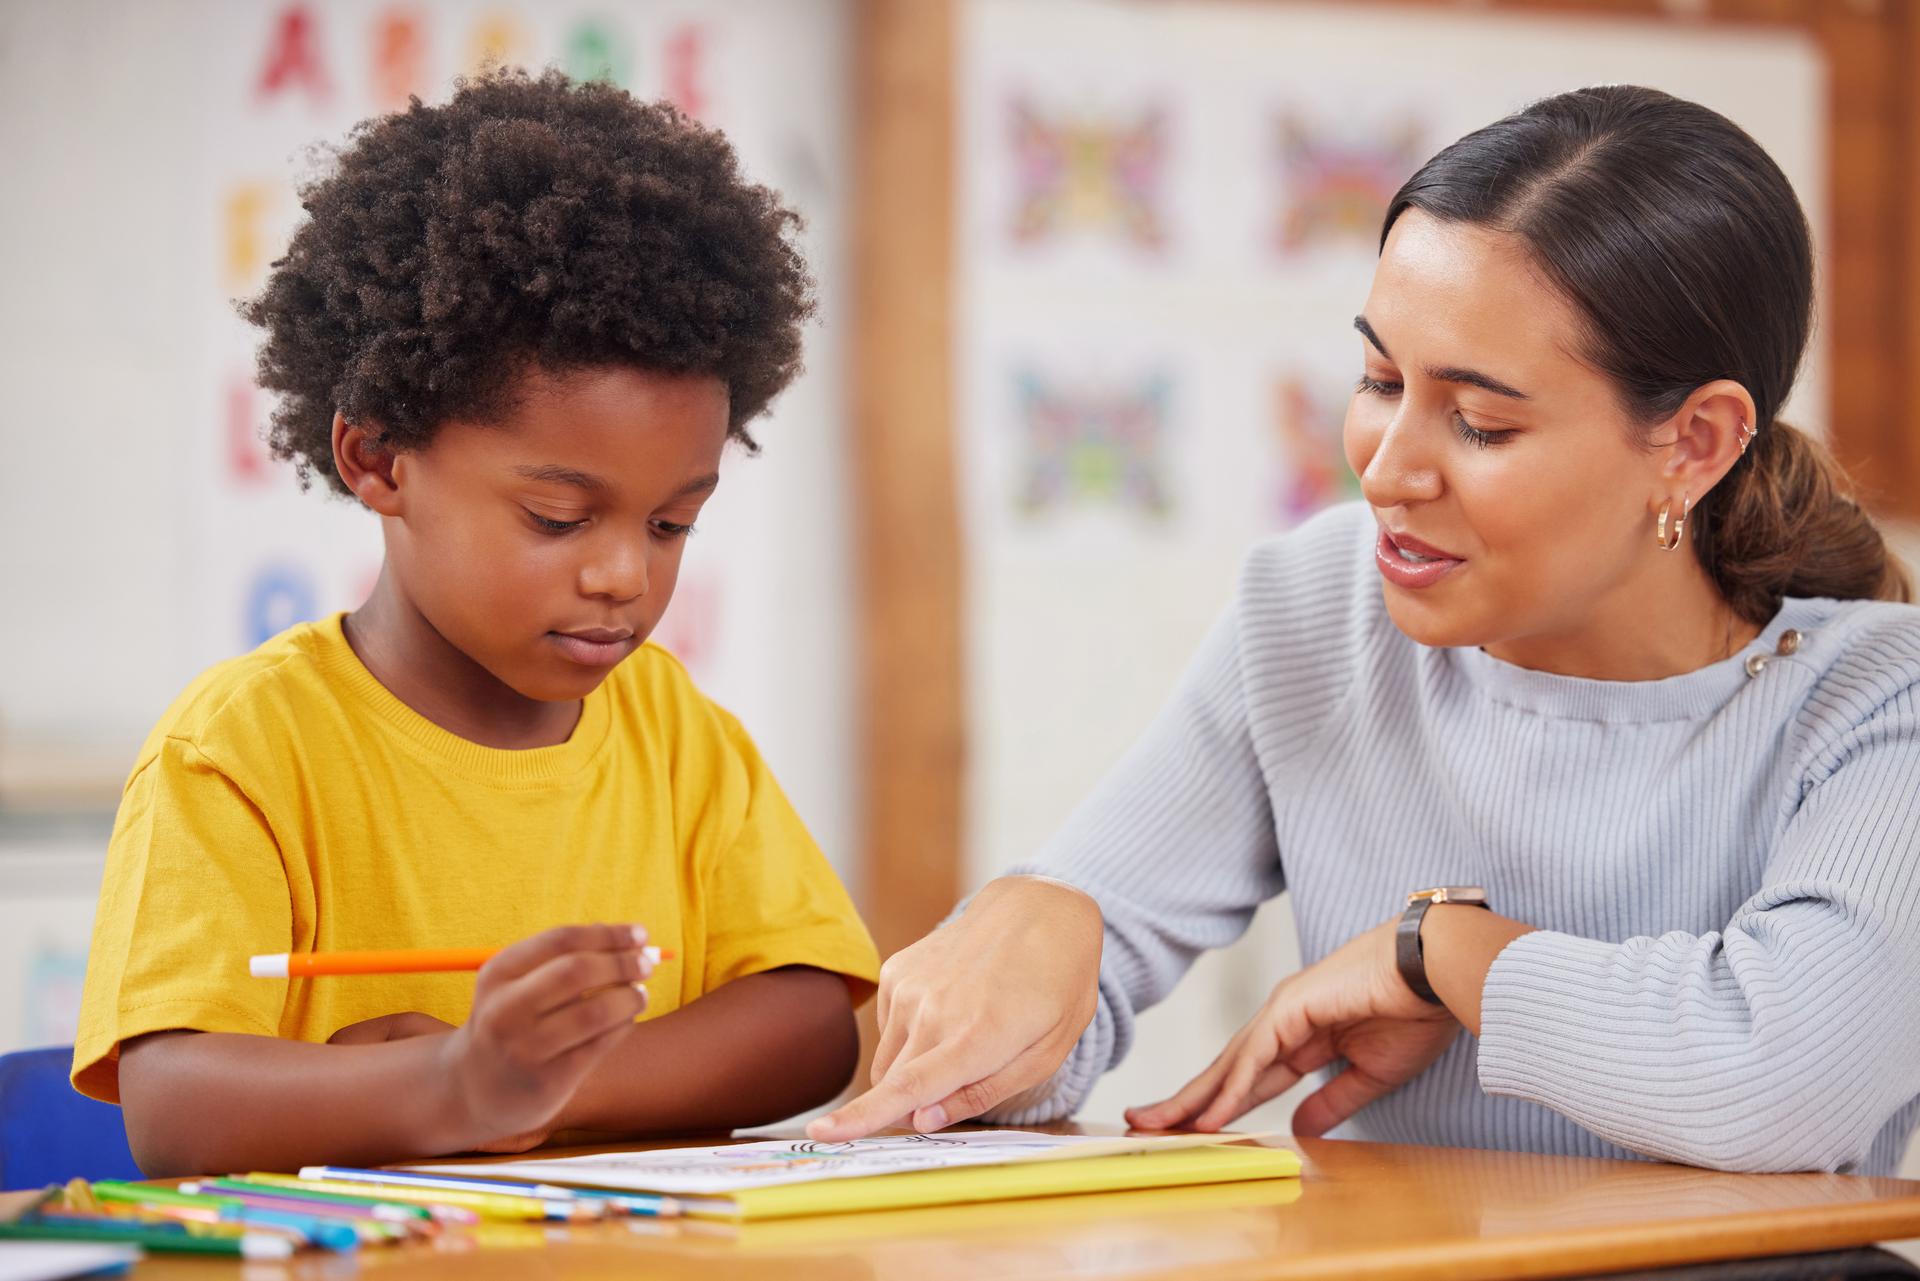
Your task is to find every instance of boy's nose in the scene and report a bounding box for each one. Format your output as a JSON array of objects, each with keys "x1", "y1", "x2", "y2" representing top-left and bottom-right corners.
[{"x1": 579, "y1": 543, "x2": 650, "y2": 602}]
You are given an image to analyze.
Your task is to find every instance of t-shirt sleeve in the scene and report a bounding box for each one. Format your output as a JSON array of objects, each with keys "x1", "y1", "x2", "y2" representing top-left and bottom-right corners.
[
  {"x1": 72, "y1": 737, "x2": 293, "y2": 1103},
  {"x1": 697, "y1": 711, "x2": 880, "y2": 1004}
]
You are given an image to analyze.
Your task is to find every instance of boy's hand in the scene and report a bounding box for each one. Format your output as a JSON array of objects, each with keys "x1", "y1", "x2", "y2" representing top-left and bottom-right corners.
[{"x1": 434, "y1": 924, "x2": 655, "y2": 1151}]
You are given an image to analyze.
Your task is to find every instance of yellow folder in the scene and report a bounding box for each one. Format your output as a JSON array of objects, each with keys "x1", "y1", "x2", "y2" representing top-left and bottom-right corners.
[{"x1": 675, "y1": 1143, "x2": 1302, "y2": 1221}]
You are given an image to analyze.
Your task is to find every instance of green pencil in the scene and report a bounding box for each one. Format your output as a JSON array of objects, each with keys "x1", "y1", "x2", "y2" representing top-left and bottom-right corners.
[{"x1": 0, "y1": 1218, "x2": 297, "y2": 1259}]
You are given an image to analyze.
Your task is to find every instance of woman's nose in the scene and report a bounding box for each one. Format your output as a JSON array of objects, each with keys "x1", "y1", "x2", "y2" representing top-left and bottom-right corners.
[{"x1": 1359, "y1": 415, "x2": 1444, "y2": 509}]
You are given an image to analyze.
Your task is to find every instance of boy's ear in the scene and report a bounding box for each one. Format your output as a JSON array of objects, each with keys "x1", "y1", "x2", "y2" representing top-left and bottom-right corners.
[{"x1": 331, "y1": 412, "x2": 402, "y2": 515}]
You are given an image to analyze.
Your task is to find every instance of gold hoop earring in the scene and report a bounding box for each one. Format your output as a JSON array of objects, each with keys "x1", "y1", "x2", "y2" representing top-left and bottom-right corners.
[
  {"x1": 1737, "y1": 419, "x2": 1757, "y2": 454},
  {"x1": 1656, "y1": 495, "x2": 1691, "y2": 552}
]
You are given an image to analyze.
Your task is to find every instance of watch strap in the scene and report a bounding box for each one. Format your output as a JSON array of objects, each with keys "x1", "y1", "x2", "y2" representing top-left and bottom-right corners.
[
  {"x1": 1396, "y1": 899, "x2": 1444, "y2": 1005},
  {"x1": 1397, "y1": 889, "x2": 1492, "y2": 1006}
]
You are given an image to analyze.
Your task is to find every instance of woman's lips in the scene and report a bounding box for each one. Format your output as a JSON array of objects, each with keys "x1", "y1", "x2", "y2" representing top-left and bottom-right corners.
[
  {"x1": 1374, "y1": 527, "x2": 1466, "y2": 590},
  {"x1": 549, "y1": 629, "x2": 637, "y2": 666}
]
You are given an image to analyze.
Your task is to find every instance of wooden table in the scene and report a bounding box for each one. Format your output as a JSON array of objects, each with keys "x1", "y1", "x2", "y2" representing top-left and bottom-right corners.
[{"x1": 119, "y1": 1127, "x2": 1920, "y2": 1280}]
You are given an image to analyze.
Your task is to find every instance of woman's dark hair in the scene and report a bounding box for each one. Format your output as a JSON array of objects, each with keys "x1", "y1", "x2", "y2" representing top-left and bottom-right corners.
[
  {"x1": 244, "y1": 68, "x2": 815, "y2": 496},
  {"x1": 1382, "y1": 84, "x2": 1911, "y2": 624}
]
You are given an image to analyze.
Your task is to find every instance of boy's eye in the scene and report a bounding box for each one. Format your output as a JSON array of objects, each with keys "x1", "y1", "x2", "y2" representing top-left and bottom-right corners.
[
  {"x1": 652, "y1": 520, "x2": 697, "y2": 539},
  {"x1": 527, "y1": 510, "x2": 586, "y2": 534}
]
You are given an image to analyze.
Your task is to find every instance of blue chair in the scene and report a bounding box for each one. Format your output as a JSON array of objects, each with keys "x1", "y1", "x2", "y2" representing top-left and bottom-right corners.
[{"x1": 0, "y1": 1045, "x2": 141, "y2": 1190}]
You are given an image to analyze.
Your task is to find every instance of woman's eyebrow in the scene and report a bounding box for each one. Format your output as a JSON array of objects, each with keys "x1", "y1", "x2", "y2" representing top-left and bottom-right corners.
[{"x1": 1353, "y1": 315, "x2": 1532, "y2": 401}]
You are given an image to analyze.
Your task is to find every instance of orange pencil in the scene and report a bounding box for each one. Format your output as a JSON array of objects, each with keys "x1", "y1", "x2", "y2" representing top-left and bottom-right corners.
[{"x1": 248, "y1": 945, "x2": 671, "y2": 978}]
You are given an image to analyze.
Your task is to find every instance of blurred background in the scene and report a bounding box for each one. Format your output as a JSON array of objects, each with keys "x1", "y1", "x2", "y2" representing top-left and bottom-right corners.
[{"x1": 1, "y1": 0, "x2": 1916, "y2": 1166}]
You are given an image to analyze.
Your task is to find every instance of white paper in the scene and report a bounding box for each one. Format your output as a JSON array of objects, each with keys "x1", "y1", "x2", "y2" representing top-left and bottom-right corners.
[
  {"x1": 0, "y1": 1242, "x2": 141, "y2": 1281},
  {"x1": 409, "y1": 1129, "x2": 1258, "y2": 1195}
]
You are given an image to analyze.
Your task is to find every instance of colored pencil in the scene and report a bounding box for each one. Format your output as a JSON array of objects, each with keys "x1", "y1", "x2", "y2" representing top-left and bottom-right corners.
[
  {"x1": 209, "y1": 1176, "x2": 475, "y2": 1225},
  {"x1": 0, "y1": 1219, "x2": 295, "y2": 1259},
  {"x1": 248, "y1": 945, "x2": 672, "y2": 978},
  {"x1": 192, "y1": 1177, "x2": 437, "y2": 1224},
  {"x1": 302, "y1": 1165, "x2": 680, "y2": 1217},
  {"x1": 178, "y1": 1183, "x2": 414, "y2": 1241},
  {"x1": 92, "y1": 1181, "x2": 360, "y2": 1252},
  {"x1": 246, "y1": 1171, "x2": 576, "y2": 1221}
]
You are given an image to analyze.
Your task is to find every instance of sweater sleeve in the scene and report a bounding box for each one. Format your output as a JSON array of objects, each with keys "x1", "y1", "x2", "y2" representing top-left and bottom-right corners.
[
  {"x1": 1477, "y1": 671, "x2": 1920, "y2": 1173},
  {"x1": 983, "y1": 603, "x2": 1284, "y2": 1123}
]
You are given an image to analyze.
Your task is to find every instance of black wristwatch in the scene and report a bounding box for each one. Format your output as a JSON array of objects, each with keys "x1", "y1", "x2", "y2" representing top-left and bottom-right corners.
[{"x1": 1396, "y1": 887, "x2": 1490, "y2": 1005}]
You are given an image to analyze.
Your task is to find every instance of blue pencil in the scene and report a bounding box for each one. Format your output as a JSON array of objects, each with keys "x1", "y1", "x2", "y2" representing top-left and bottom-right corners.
[{"x1": 301, "y1": 1165, "x2": 680, "y2": 1217}]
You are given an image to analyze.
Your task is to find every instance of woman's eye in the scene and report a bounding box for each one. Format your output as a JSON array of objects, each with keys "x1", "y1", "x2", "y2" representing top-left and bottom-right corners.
[
  {"x1": 1454, "y1": 416, "x2": 1518, "y2": 449},
  {"x1": 1356, "y1": 375, "x2": 1403, "y2": 396},
  {"x1": 527, "y1": 511, "x2": 586, "y2": 534}
]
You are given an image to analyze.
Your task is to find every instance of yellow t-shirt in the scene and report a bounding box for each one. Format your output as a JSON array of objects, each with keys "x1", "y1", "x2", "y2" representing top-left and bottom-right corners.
[{"x1": 73, "y1": 615, "x2": 879, "y2": 1103}]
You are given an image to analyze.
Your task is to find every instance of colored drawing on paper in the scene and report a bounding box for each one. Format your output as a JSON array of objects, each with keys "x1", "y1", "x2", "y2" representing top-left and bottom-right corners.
[
  {"x1": 649, "y1": 576, "x2": 720, "y2": 678},
  {"x1": 1272, "y1": 114, "x2": 1423, "y2": 256},
  {"x1": 1273, "y1": 375, "x2": 1358, "y2": 524},
  {"x1": 25, "y1": 943, "x2": 88, "y2": 1048},
  {"x1": 245, "y1": 563, "x2": 319, "y2": 647},
  {"x1": 467, "y1": 11, "x2": 532, "y2": 74},
  {"x1": 567, "y1": 18, "x2": 632, "y2": 88},
  {"x1": 256, "y1": 4, "x2": 331, "y2": 104},
  {"x1": 370, "y1": 8, "x2": 429, "y2": 110},
  {"x1": 223, "y1": 182, "x2": 280, "y2": 295},
  {"x1": 1015, "y1": 371, "x2": 1174, "y2": 519},
  {"x1": 226, "y1": 374, "x2": 273, "y2": 485},
  {"x1": 412, "y1": 1131, "x2": 1170, "y2": 1197},
  {"x1": 1009, "y1": 97, "x2": 1169, "y2": 251},
  {"x1": 663, "y1": 24, "x2": 708, "y2": 119}
]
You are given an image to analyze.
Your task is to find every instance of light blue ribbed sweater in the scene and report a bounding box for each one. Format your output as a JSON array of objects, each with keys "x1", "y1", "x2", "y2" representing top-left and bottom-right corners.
[{"x1": 987, "y1": 501, "x2": 1920, "y2": 1174}]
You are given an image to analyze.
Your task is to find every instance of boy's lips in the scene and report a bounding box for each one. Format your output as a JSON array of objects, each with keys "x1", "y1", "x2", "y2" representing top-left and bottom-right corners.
[{"x1": 548, "y1": 627, "x2": 637, "y2": 667}]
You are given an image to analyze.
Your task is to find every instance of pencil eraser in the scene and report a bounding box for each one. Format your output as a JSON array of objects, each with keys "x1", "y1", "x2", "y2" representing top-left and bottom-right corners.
[{"x1": 249, "y1": 953, "x2": 289, "y2": 978}]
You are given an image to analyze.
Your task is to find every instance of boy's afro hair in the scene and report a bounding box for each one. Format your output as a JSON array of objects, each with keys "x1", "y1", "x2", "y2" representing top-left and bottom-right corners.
[{"x1": 243, "y1": 68, "x2": 815, "y2": 496}]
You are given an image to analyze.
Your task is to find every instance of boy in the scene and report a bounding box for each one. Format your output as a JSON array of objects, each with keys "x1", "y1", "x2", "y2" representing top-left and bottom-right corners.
[{"x1": 71, "y1": 69, "x2": 879, "y2": 1176}]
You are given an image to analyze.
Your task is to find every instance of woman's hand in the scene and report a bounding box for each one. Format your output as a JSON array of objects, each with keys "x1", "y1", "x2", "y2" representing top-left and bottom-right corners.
[
  {"x1": 807, "y1": 876, "x2": 1103, "y2": 1141},
  {"x1": 1126, "y1": 919, "x2": 1460, "y2": 1136}
]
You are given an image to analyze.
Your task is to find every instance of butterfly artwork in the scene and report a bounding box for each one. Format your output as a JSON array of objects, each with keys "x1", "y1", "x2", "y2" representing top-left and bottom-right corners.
[
  {"x1": 1273, "y1": 375, "x2": 1360, "y2": 525},
  {"x1": 1008, "y1": 96, "x2": 1171, "y2": 252},
  {"x1": 1272, "y1": 113, "x2": 1425, "y2": 257},
  {"x1": 1014, "y1": 371, "x2": 1175, "y2": 521}
]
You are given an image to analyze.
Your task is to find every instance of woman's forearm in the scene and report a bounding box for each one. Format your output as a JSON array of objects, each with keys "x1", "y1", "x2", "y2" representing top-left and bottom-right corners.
[
  {"x1": 554, "y1": 966, "x2": 859, "y2": 1136},
  {"x1": 1419, "y1": 904, "x2": 1537, "y2": 1034}
]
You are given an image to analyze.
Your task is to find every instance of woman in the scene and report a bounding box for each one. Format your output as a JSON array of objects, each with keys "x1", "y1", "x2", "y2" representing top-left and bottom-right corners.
[{"x1": 812, "y1": 85, "x2": 1920, "y2": 1174}]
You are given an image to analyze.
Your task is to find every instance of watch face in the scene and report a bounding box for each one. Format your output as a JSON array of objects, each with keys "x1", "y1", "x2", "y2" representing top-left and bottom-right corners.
[{"x1": 1409, "y1": 886, "x2": 1489, "y2": 907}]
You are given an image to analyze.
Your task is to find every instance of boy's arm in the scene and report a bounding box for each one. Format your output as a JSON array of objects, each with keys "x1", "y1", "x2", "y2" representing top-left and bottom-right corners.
[
  {"x1": 120, "y1": 1029, "x2": 480, "y2": 1176},
  {"x1": 553, "y1": 966, "x2": 859, "y2": 1136},
  {"x1": 117, "y1": 924, "x2": 652, "y2": 1177}
]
